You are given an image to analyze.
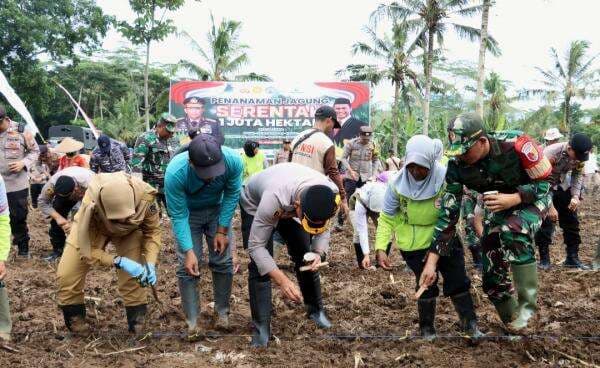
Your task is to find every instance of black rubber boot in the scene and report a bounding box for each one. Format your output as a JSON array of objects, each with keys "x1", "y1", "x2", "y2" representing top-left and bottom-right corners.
[
  {"x1": 249, "y1": 278, "x2": 272, "y2": 347},
  {"x1": 563, "y1": 245, "x2": 590, "y2": 270},
  {"x1": 417, "y1": 298, "x2": 436, "y2": 341},
  {"x1": 60, "y1": 304, "x2": 88, "y2": 333},
  {"x1": 125, "y1": 304, "x2": 147, "y2": 334},
  {"x1": 386, "y1": 242, "x2": 392, "y2": 256},
  {"x1": 353, "y1": 243, "x2": 365, "y2": 268},
  {"x1": 450, "y1": 291, "x2": 483, "y2": 341},
  {"x1": 469, "y1": 245, "x2": 483, "y2": 271},
  {"x1": 296, "y1": 269, "x2": 331, "y2": 329},
  {"x1": 537, "y1": 244, "x2": 551, "y2": 270},
  {"x1": 16, "y1": 239, "x2": 29, "y2": 258}
]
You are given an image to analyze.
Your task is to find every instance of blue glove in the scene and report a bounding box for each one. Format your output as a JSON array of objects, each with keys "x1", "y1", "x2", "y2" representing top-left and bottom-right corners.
[
  {"x1": 116, "y1": 257, "x2": 144, "y2": 279},
  {"x1": 141, "y1": 263, "x2": 157, "y2": 286}
]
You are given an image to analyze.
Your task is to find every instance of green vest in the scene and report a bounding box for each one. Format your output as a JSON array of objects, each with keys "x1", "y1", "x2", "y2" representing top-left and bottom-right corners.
[{"x1": 242, "y1": 151, "x2": 265, "y2": 183}]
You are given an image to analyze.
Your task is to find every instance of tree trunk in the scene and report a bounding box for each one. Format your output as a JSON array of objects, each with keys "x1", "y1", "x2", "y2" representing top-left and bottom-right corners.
[
  {"x1": 563, "y1": 94, "x2": 570, "y2": 133},
  {"x1": 144, "y1": 40, "x2": 151, "y2": 131},
  {"x1": 392, "y1": 81, "x2": 400, "y2": 155},
  {"x1": 423, "y1": 25, "x2": 434, "y2": 136},
  {"x1": 476, "y1": 0, "x2": 491, "y2": 119}
]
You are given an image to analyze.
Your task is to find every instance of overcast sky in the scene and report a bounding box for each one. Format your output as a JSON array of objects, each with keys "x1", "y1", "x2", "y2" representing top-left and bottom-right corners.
[{"x1": 97, "y1": 0, "x2": 599, "y2": 111}]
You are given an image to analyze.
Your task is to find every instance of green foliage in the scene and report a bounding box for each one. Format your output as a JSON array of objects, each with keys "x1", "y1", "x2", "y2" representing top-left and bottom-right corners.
[
  {"x1": 117, "y1": 0, "x2": 185, "y2": 46},
  {"x1": 0, "y1": 0, "x2": 112, "y2": 132},
  {"x1": 178, "y1": 14, "x2": 271, "y2": 82}
]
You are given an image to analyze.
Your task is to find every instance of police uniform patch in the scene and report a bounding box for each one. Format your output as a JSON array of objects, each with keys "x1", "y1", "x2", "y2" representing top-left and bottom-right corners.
[
  {"x1": 148, "y1": 201, "x2": 159, "y2": 215},
  {"x1": 200, "y1": 125, "x2": 213, "y2": 134}
]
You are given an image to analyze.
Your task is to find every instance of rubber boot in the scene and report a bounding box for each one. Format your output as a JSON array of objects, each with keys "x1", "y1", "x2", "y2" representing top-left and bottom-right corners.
[
  {"x1": 386, "y1": 242, "x2": 392, "y2": 256},
  {"x1": 178, "y1": 277, "x2": 200, "y2": 337},
  {"x1": 16, "y1": 239, "x2": 29, "y2": 258},
  {"x1": 296, "y1": 269, "x2": 331, "y2": 329},
  {"x1": 593, "y1": 239, "x2": 600, "y2": 271},
  {"x1": 563, "y1": 245, "x2": 590, "y2": 270},
  {"x1": 492, "y1": 297, "x2": 518, "y2": 325},
  {"x1": 125, "y1": 304, "x2": 147, "y2": 334},
  {"x1": 417, "y1": 298, "x2": 436, "y2": 340},
  {"x1": 450, "y1": 291, "x2": 483, "y2": 341},
  {"x1": 469, "y1": 245, "x2": 483, "y2": 271},
  {"x1": 212, "y1": 272, "x2": 233, "y2": 330},
  {"x1": 249, "y1": 278, "x2": 271, "y2": 347},
  {"x1": 353, "y1": 243, "x2": 365, "y2": 269},
  {"x1": 60, "y1": 304, "x2": 89, "y2": 334},
  {"x1": 509, "y1": 262, "x2": 538, "y2": 332},
  {"x1": 537, "y1": 243, "x2": 551, "y2": 271},
  {"x1": 0, "y1": 284, "x2": 12, "y2": 342}
]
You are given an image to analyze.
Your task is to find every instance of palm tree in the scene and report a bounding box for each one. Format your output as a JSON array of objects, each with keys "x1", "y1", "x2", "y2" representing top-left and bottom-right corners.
[
  {"x1": 483, "y1": 71, "x2": 517, "y2": 131},
  {"x1": 371, "y1": 0, "x2": 500, "y2": 135},
  {"x1": 336, "y1": 22, "x2": 420, "y2": 154},
  {"x1": 178, "y1": 14, "x2": 271, "y2": 81},
  {"x1": 476, "y1": 0, "x2": 492, "y2": 118},
  {"x1": 527, "y1": 40, "x2": 599, "y2": 132}
]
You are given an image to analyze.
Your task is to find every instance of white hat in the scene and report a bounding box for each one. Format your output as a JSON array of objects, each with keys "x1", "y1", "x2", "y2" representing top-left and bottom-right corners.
[{"x1": 544, "y1": 128, "x2": 563, "y2": 141}]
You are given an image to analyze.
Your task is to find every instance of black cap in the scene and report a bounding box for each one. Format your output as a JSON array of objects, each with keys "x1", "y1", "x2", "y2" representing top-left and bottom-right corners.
[
  {"x1": 300, "y1": 185, "x2": 338, "y2": 234},
  {"x1": 570, "y1": 133, "x2": 592, "y2": 161},
  {"x1": 360, "y1": 126, "x2": 373, "y2": 136},
  {"x1": 188, "y1": 133, "x2": 225, "y2": 179},
  {"x1": 315, "y1": 106, "x2": 340, "y2": 129},
  {"x1": 97, "y1": 134, "x2": 111, "y2": 154},
  {"x1": 333, "y1": 97, "x2": 351, "y2": 106},
  {"x1": 282, "y1": 138, "x2": 292, "y2": 144},
  {"x1": 243, "y1": 140, "x2": 259, "y2": 157},
  {"x1": 55, "y1": 176, "x2": 76, "y2": 197},
  {"x1": 183, "y1": 96, "x2": 206, "y2": 105}
]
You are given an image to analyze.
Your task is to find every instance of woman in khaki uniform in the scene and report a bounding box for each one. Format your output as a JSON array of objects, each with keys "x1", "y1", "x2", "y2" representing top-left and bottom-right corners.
[{"x1": 56, "y1": 172, "x2": 161, "y2": 334}]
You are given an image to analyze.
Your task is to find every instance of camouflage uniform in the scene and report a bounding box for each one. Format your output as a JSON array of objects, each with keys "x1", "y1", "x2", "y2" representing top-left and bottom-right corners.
[
  {"x1": 461, "y1": 187, "x2": 482, "y2": 268},
  {"x1": 89, "y1": 140, "x2": 131, "y2": 173},
  {"x1": 431, "y1": 113, "x2": 552, "y2": 330},
  {"x1": 131, "y1": 130, "x2": 177, "y2": 204}
]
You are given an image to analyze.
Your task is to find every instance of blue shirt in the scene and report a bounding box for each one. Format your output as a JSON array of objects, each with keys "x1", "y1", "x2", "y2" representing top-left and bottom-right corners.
[{"x1": 165, "y1": 147, "x2": 243, "y2": 252}]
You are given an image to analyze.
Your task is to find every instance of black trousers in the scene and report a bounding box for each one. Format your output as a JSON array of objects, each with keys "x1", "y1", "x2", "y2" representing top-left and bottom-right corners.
[
  {"x1": 401, "y1": 239, "x2": 470, "y2": 300},
  {"x1": 49, "y1": 197, "x2": 77, "y2": 255},
  {"x1": 241, "y1": 207, "x2": 324, "y2": 310},
  {"x1": 338, "y1": 178, "x2": 366, "y2": 225},
  {"x1": 30, "y1": 183, "x2": 44, "y2": 208},
  {"x1": 534, "y1": 187, "x2": 581, "y2": 256},
  {"x1": 7, "y1": 188, "x2": 29, "y2": 253}
]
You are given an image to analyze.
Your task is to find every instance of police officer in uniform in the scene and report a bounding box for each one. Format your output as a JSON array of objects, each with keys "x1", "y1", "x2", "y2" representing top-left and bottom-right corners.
[
  {"x1": 176, "y1": 97, "x2": 224, "y2": 145},
  {"x1": 420, "y1": 113, "x2": 552, "y2": 334},
  {"x1": 0, "y1": 105, "x2": 39, "y2": 257},
  {"x1": 341, "y1": 126, "x2": 379, "y2": 201}
]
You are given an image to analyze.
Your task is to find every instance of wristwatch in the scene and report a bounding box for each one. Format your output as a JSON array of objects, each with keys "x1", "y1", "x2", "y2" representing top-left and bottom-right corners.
[{"x1": 113, "y1": 256, "x2": 122, "y2": 269}]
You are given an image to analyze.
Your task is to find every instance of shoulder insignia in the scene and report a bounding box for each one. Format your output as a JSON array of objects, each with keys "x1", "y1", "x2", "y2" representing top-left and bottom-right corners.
[
  {"x1": 148, "y1": 201, "x2": 159, "y2": 215},
  {"x1": 273, "y1": 209, "x2": 282, "y2": 219},
  {"x1": 515, "y1": 135, "x2": 552, "y2": 180}
]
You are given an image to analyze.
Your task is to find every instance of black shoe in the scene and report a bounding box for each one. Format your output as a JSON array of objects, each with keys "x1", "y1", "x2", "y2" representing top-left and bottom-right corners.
[
  {"x1": 61, "y1": 304, "x2": 89, "y2": 333},
  {"x1": 353, "y1": 243, "x2": 365, "y2": 269},
  {"x1": 42, "y1": 252, "x2": 61, "y2": 262},
  {"x1": 308, "y1": 310, "x2": 332, "y2": 329},
  {"x1": 417, "y1": 298, "x2": 436, "y2": 341},
  {"x1": 563, "y1": 257, "x2": 590, "y2": 270},
  {"x1": 16, "y1": 251, "x2": 30, "y2": 259},
  {"x1": 450, "y1": 291, "x2": 483, "y2": 342}
]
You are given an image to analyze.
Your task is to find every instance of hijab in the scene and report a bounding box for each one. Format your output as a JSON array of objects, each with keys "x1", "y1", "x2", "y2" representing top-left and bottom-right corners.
[{"x1": 394, "y1": 135, "x2": 446, "y2": 200}]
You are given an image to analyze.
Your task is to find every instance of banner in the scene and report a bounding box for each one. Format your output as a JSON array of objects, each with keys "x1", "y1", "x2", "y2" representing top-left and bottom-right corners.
[
  {"x1": 55, "y1": 82, "x2": 100, "y2": 139},
  {"x1": 0, "y1": 69, "x2": 40, "y2": 135},
  {"x1": 169, "y1": 81, "x2": 370, "y2": 149}
]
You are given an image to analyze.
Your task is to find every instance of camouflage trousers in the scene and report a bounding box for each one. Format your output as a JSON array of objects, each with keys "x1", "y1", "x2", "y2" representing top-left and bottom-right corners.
[{"x1": 481, "y1": 196, "x2": 551, "y2": 303}]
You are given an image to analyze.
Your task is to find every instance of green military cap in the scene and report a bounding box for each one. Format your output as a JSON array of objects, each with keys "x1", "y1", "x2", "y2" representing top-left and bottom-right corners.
[
  {"x1": 159, "y1": 112, "x2": 177, "y2": 132},
  {"x1": 446, "y1": 112, "x2": 485, "y2": 156}
]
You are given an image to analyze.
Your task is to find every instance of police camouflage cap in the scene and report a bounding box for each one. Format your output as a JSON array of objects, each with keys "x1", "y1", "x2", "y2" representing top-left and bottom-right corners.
[
  {"x1": 159, "y1": 112, "x2": 177, "y2": 132},
  {"x1": 446, "y1": 112, "x2": 485, "y2": 156}
]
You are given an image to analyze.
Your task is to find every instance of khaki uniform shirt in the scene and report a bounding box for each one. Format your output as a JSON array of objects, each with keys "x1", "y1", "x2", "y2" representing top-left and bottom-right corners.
[
  {"x1": 341, "y1": 138, "x2": 378, "y2": 181},
  {"x1": 0, "y1": 129, "x2": 39, "y2": 192}
]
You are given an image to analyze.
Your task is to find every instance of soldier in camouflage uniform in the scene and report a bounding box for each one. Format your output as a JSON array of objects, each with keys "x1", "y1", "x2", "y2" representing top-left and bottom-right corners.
[
  {"x1": 461, "y1": 187, "x2": 483, "y2": 270},
  {"x1": 131, "y1": 113, "x2": 177, "y2": 210},
  {"x1": 419, "y1": 113, "x2": 552, "y2": 333}
]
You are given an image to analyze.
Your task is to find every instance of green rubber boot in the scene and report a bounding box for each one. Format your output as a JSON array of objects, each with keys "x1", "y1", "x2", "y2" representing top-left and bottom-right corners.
[
  {"x1": 492, "y1": 296, "x2": 518, "y2": 325},
  {"x1": 509, "y1": 262, "x2": 538, "y2": 332}
]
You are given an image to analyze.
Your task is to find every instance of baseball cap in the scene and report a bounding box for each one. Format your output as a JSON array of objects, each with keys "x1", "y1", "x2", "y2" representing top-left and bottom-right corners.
[
  {"x1": 569, "y1": 133, "x2": 592, "y2": 161},
  {"x1": 282, "y1": 138, "x2": 292, "y2": 144},
  {"x1": 544, "y1": 128, "x2": 563, "y2": 141},
  {"x1": 300, "y1": 185, "x2": 340, "y2": 235},
  {"x1": 446, "y1": 113, "x2": 485, "y2": 156},
  {"x1": 55, "y1": 176, "x2": 76, "y2": 197},
  {"x1": 159, "y1": 112, "x2": 177, "y2": 133},
  {"x1": 315, "y1": 106, "x2": 341, "y2": 129},
  {"x1": 97, "y1": 134, "x2": 111, "y2": 154},
  {"x1": 188, "y1": 133, "x2": 225, "y2": 179}
]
